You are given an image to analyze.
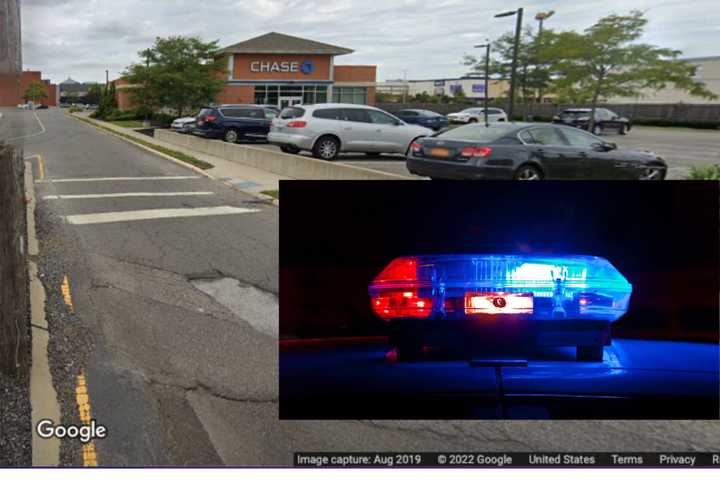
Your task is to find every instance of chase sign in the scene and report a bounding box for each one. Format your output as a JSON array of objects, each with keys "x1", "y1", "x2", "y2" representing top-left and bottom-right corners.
[{"x1": 250, "y1": 59, "x2": 315, "y2": 75}]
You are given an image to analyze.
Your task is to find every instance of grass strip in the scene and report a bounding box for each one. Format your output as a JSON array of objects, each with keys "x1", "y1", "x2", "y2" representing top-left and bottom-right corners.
[{"x1": 260, "y1": 190, "x2": 279, "y2": 200}]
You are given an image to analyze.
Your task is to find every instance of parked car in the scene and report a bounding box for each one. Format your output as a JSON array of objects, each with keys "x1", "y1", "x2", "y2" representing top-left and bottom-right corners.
[
  {"x1": 393, "y1": 109, "x2": 449, "y2": 131},
  {"x1": 406, "y1": 123, "x2": 666, "y2": 180},
  {"x1": 553, "y1": 108, "x2": 632, "y2": 135},
  {"x1": 193, "y1": 105, "x2": 278, "y2": 143},
  {"x1": 36, "y1": 104, "x2": 49, "y2": 110},
  {"x1": 268, "y1": 103, "x2": 433, "y2": 160},
  {"x1": 447, "y1": 107, "x2": 508, "y2": 124},
  {"x1": 171, "y1": 115, "x2": 197, "y2": 134}
]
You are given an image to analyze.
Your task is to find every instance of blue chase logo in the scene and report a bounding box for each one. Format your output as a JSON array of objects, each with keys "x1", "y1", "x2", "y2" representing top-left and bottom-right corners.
[{"x1": 300, "y1": 60, "x2": 315, "y2": 75}]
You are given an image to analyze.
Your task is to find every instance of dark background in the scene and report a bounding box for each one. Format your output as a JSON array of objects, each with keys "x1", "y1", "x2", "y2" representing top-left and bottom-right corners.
[{"x1": 280, "y1": 181, "x2": 719, "y2": 343}]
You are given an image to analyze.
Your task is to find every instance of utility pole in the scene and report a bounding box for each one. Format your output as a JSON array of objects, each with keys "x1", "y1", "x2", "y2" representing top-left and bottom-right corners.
[
  {"x1": 474, "y1": 43, "x2": 491, "y2": 127},
  {"x1": 105, "y1": 69, "x2": 109, "y2": 86},
  {"x1": 495, "y1": 8, "x2": 524, "y2": 121},
  {"x1": 402, "y1": 69, "x2": 408, "y2": 104}
]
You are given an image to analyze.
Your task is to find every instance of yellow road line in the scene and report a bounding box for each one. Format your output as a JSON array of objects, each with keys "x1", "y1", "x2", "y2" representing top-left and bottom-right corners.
[
  {"x1": 24, "y1": 154, "x2": 45, "y2": 180},
  {"x1": 76, "y1": 373, "x2": 98, "y2": 467},
  {"x1": 38, "y1": 154, "x2": 45, "y2": 180},
  {"x1": 61, "y1": 275, "x2": 75, "y2": 313}
]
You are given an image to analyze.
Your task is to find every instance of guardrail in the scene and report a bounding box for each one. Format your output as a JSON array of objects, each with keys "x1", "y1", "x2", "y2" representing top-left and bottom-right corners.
[{"x1": 154, "y1": 130, "x2": 411, "y2": 181}]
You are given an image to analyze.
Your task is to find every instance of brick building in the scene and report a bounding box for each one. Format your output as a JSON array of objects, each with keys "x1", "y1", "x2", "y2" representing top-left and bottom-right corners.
[
  {"x1": 116, "y1": 32, "x2": 377, "y2": 111},
  {"x1": 0, "y1": 71, "x2": 58, "y2": 107},
  {"x1": 0, "y1": 0, "x2": 57, "y2": 106}
]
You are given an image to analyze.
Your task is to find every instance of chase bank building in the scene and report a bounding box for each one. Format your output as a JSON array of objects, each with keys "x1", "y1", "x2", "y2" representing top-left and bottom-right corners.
[{"x1": 216, "y1": 32, "x2": 377, "y2": 109}]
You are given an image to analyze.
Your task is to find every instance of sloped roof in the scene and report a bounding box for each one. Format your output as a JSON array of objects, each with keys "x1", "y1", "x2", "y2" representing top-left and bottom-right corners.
[{"x1": 219, "y1": 32, "x2": 353, "y2": 56}]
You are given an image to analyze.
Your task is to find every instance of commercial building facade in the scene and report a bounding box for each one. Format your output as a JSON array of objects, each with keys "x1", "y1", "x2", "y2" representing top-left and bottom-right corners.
[
  {"x1": 607, "y1": 56, "x2": 720, "y2": 104},
  {"x1": 378, "y1": 76, "x2": 511, "y2": 102},
  {"x1": 116, "y1": 32, "x2": 377, "y2": 111}
]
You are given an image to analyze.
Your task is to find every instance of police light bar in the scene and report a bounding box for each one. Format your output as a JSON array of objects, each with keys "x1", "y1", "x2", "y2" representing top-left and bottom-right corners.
[{"x1": 369, "y1": 255, "x2": 632, "y2": 321}]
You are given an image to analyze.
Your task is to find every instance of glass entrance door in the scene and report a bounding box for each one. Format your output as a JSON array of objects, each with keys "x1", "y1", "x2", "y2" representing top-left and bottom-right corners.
[{"x1": 279, "y1": 97, "x2": 303, "y2": 109}]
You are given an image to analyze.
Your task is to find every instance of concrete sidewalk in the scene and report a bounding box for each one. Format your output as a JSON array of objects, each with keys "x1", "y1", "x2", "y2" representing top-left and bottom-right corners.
[{"x1": 72, "y1": 113, "x2": 288, "y2": 199}]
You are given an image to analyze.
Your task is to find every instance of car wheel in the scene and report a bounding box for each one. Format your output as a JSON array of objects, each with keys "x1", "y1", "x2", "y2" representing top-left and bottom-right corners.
[
  {"x1": 638, "y1": 166, "x2": 665, "y2": 180},
  {"x1": 313, "y1": 136, "x2": 340, "y2": 160},
  {"x1": 514, "y1": 164, "x2": 543, "y2": 181},
  {"x1": 577, "y1": 345, "x2": 604, "y2": 362},
  {"x1": 618, "y1": 124, "x2": 627, "y2": 135},
  {"x1": 468, "y1": 118, "x2": 478, "y2": 123},
  {"x1": 280, "y1": 145, "x2": 300, "y2": 154},
  {"x1": 592, "y1": 124, "x2": 603, "y2": 136},
  {"x1": 224, "y1": 129, "x2": 239, "y2": 143}
]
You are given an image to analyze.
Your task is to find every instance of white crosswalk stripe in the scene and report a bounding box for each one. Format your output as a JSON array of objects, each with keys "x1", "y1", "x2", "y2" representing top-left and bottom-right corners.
[
  {"x1": 65, "y1": 206, "x2": 261, "y2": 226},
  {"x1": 44, "y1": 192, "x2": 214, "y2": 200},
  {"x1": 37, "y1": 176, "x2": 201, "y2": 183}
]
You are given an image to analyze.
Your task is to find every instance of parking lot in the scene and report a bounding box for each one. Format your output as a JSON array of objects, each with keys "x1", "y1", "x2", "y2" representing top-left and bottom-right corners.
[{"x1": 252, "y1": 125, "x2": 719, "y2": 180}]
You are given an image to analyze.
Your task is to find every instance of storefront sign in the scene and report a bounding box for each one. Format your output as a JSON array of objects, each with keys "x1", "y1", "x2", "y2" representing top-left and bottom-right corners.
[
  {"x1": 250, "y1": 60, "x2": 315, "y2": 75},
  {"x1": 434, "y1": 80, "x2": 446, "y2": 87},
  {"x1": 472, "y1": 84, "x2": 485, "y2": 93}
]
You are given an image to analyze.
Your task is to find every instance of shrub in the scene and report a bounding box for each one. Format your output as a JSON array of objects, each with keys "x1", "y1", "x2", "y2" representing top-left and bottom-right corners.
[
  {"x1": 69, "y1": 106, "x2": 83, "y2": 114},
  {"x1": 688, "y1": 165, "x2": 720, "y2": 180}
]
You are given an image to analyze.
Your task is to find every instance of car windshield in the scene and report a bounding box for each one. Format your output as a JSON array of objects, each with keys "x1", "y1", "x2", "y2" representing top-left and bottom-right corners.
[
  {"x1": 461, "y1": 108, "x2": 482, "y2": 114},
  {"x1": 436, "y1": 125, "x2": 514, "y2": 142}
]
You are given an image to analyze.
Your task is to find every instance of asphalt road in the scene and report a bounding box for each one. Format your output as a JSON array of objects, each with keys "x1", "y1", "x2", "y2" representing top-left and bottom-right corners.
[
  {"x1": 255, "y1": 125, "x2": 720, "y2": 180},
  {"x1": 4, "y1": 107, "x2": 720, "y2": 465}
]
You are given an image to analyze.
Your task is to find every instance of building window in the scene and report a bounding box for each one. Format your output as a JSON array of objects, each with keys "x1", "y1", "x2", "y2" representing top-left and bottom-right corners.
[
  {"x1": 253, "y1": 84, "x2": 328, "y2": 106},
  {"x1": 332, "y1": 87, "x2": 368, "y2": 104}
]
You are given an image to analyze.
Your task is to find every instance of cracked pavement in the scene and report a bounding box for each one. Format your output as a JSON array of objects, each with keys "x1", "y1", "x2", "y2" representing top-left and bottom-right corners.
[{"x1": 7, "y1": 107, "x2": 720, "y2": 466}]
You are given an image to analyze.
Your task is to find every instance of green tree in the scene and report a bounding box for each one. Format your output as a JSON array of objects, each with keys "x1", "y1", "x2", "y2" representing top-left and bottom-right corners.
[
  {"x1": 543, "y1": 10, "x2": 717, "y2": 129},
  {"x1": 464, "y1": 27, "x2": 554, "y2": 111},
  {"x1": 94, "y1": 82, "x2": 118, "y2": 119},
  {"x1": 85, "y1": 84, "x2": 102, "y2": 105},
  {"x1": 23, "y1": 80, "x2": 48, "y2": 104},
  {"x1": 125, "y1": 36, "x2": 227, "y2": 117}
]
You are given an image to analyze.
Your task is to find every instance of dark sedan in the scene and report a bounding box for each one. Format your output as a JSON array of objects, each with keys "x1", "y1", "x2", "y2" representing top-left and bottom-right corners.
[
  {"x1": 553, "y1": 108, "x2": 632, "y2": 136},
  {"x1": 406, "y1": 123, "x2": 666, "y2": 180},
  {"x1": 394, "y1": 109, "x2": 449, "y2": 131}
]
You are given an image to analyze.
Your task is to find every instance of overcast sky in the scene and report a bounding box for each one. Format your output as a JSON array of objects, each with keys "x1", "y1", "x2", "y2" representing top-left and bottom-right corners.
[{"x1": 22, "y1": 0, "x2": 720, "y2": 84}]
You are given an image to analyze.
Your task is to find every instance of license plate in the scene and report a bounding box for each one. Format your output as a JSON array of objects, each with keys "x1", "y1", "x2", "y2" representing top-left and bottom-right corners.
[{"x1": 430, "y1": 147, "x2": 451, "y2": 158}]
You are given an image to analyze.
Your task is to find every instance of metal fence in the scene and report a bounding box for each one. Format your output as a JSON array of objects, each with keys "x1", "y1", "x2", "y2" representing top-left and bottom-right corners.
[
  {"x1": 0, "y1": 143, "x2": 29, "y2": 376},
  {"x1": 376, "y1": 102, "x2": 720, "y2": 124}
]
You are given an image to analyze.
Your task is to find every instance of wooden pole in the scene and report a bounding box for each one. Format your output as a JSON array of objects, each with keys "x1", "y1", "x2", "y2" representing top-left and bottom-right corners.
[{"x1": 0, "y1": 143, "x2": 30, "y2": 377}]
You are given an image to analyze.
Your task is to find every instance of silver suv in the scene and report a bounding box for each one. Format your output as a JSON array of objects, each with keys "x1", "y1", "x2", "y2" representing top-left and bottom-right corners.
[{"x1": 268, "y1": 103, "x2": 433, "y2": 160}]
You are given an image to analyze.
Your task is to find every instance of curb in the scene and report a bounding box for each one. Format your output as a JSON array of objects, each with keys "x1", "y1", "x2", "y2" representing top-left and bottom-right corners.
[
  {"x1": 67, "y1": 114, "x2": 280, "y2": 207},
  {"x1": 25, "y1": 160, "x2": 62, "y2": 466}
]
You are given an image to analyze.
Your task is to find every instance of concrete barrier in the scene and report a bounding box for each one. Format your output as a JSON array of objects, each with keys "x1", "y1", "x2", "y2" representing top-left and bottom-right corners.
[{"x1": 155, "y1": 129, "x2": 411, "y2": 180}]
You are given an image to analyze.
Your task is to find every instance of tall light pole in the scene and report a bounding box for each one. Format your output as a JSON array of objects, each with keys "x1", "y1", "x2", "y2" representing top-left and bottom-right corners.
[
  {"x1": 402, "y1": 69, "x2": 408, "y2": 104},
  {"x1": 534, "y1": 10, "x2": 555, "y2": 105},
  {"x1": 495, "y1": 8, "x2": 524, "y2": 121},
  {"x1": 474, "y1": 43, "x2": 491, "y2": 127},
  {"x1": 535, "y1": 10, "x2": 554, "y2": 37}
]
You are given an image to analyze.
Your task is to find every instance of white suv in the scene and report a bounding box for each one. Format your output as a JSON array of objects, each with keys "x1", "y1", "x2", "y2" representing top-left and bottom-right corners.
[
  {"x1": 447, "y1": 107, "x2": 508, "y2": 124},
  {"x1": 268, "y1": 103, "x2": 432, "y2": 160}
]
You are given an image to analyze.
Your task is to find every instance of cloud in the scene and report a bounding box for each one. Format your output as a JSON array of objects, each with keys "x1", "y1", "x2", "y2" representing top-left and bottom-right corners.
[{"x1": 20, "y1": 0, "x2": 720, "y2": 83}]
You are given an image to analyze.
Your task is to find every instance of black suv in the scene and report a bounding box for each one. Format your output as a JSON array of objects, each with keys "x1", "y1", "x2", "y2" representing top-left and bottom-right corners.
[
  {"x1": 193, "y1": 105, "x2": 279, "y2": 143},
  {"x1": 552, "y1": 108, "x2": 631, "y2": 136}
]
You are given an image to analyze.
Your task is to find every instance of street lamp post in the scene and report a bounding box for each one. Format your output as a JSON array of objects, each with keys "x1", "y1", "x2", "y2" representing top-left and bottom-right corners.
[
  {"x1": 474, "y1": 43, "x2": 491, "y2": 127},
  {"x1": 534, "y1": 10, "x2": 555, "y2": 105},
  {"x1": 495, "y1": 8, "x2": 524, "y2": 121}
]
